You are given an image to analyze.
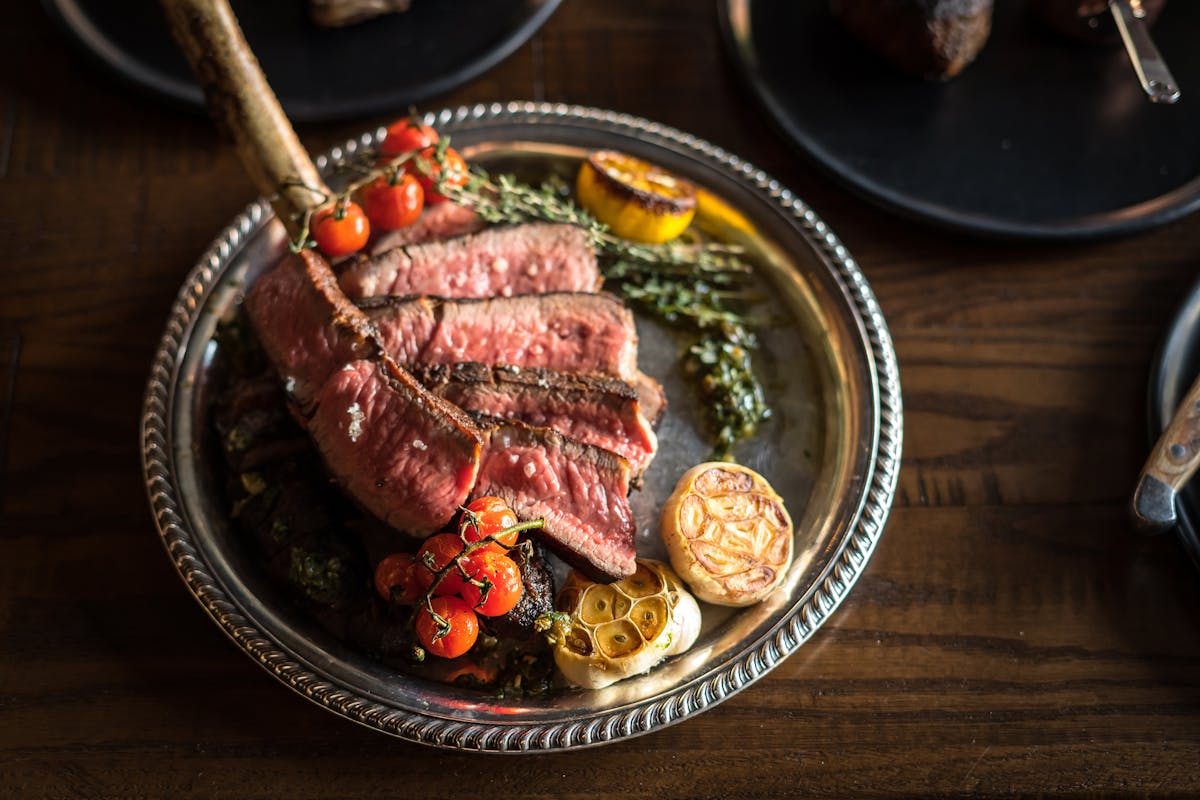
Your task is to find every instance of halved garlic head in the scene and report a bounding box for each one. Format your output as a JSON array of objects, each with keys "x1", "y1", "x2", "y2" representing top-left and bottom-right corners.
[
  {"x1": 661, "y1": 462, "x2": 793, "y2": 607},
  {"x1": 552, "y1": 560, "x2": 701, "y2": 690}
]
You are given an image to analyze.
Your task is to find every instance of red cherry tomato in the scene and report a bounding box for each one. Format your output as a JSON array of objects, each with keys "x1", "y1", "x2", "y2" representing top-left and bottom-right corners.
[
  {"x1": 361, "y1": 173, "x2": 425, "y2": 231},
  {"x1": 373, "y1": 553, "x2": 421, "y2": 605},
  {"x1": 406, "y1": 145, "x2": 468, "y2": 204},
  {"x1": 380, "y1": 117, "x2": 439, "y2": 156},
  {"x1": 460, "y1": 552, "x2": 523, "y2": 617},
  {"x1": 415, "y1": 533, "x2": 472, "y2": 595},
  {"x1": 460, "y1": 496, "x2": 519, "y2": 553},
  {"x1": 415, "y1": 596, "x2": 478, "y2": 659},
  {"x1": 311, "y1": 199, "x2": 369, "y2": 257}
]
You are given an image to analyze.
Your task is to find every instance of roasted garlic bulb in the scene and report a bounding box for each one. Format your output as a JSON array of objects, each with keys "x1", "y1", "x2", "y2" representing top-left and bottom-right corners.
[
  {"x1": 661, "y1": 462, "x2": 793, "y2": 606},
  {"x1": 551, "y1": 560, "x2": 701, "y2": 689}
]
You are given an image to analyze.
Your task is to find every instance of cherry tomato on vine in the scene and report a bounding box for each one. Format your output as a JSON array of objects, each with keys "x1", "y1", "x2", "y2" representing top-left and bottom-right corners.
[
  {"x1": 311, "y1": 199, "x2": 369, "y2": 257},
  {"x1": 380, "y1": 117, "x2": 439, "y2": 156},
  {"x1": 460, "y1": 495, "x2": 520, "y2": 552},
  {"x1": 460, "y1": 552, "x2": 523, "y2": 617},
  {"x1": 373, "y1": 553, "x2": 421, "y2": 605},
  {"x1": 415, "y1": 533, "x2": 473, "y2": 595},
  {"x1": 360, "y1": 173, "x2": 424, "y2": 231},
  {"x1": 405, "y1": 145, "x2": 467, "y2": 204},
  {"x1": 415, "y1": 596, "x2": 478, "y2": 659}
]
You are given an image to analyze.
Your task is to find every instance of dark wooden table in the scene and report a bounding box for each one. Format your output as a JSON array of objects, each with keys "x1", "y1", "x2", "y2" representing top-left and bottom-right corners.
[{"x1": 4, "y1": 1, "x2": 1200, "y2": 796}]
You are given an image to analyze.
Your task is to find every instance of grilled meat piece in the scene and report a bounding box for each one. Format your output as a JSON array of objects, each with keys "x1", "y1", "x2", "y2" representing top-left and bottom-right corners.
[
  {"x1": 244, "y1": 248, "x2": 380, "y2": 405},
  {"x1": 361, "y1": 292, "x2": 640, "y2": 382},
  {"x1": 341, "y1": 222, "x2": 602, "y2": 300},
  {"x1": 490, "y1": 538, "x2": 557, "y2": 641},
  {"x1": 473, "y1": 417, "x2": 636, "y2": 581},
  {"x1": 831, "y1": 0, "x2": 993, "y2": 79},
  {"x1": 308, "y1": 359, "x2": 484, "y2": 535},
  {"x1": 246, "y1": 250, "x2": 638, "y2": 578},
  {"x1": 246, "y1": 250, "x2": 485, "y2": 534},
  {"x1": 417, "y1": 363, "x2": 659, "y2": 474}
]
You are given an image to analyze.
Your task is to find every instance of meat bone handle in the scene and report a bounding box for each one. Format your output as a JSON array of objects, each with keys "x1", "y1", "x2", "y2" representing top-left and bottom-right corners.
[
  {"x1": 159, "y1": 0, "x2": 331, "y2": 235},
  {"x1": 1132, "y1": 372, "x2": 1200, "y2": 534}
]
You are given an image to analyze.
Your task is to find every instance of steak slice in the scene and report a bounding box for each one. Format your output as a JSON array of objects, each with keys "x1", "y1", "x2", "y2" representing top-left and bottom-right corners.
[
  {"x1": 473, "y1": 417, "x2": 636, "y2": 581},
  {"x1": 417, "y1": 363, "x2": 658, "y2": 474},
  {"x1": 342, "y1": 222, "x2": 601, "y2": 300},
  {"x1": 308, "y1": 359, "x2": 483, "y2": 535},
  {"x1": 245, "y1": 250, "x2": 484, "y2": 535},
  {"x1": 366, "y1": 202, "x2": 484, "y2": 256},
  {"x1": 245, "y1": 249, "x2": 378, "y2": 405},
  {"x1": 362, "y1": 292, "x2": 639, "y2": 381}
]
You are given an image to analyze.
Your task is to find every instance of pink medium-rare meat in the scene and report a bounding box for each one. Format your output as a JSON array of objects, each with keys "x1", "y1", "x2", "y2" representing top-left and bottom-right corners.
[
  {"x1": 244, "y1": 249, "x2": 379, "y2": 405},
  {"x1": 473, "y1": 417, "x2": 636, "y2": 580},
  {"x1": 361, "y1": 292, "x2": 640, "y2": 381},
  {"x1": 342, "y1": 222, "x2": 602, "y2": 300},
  {"x1": 366, "y1": 202, "x2": 484, "y2": 256},
  {"x1": 245, "y1": 248, "x2": 642, "y2": 575},
  {"x1": 244, "y1": 250, "x2": 484, "y2": 534},
  {"x1": 417, "y1": 363, "x2": 658, "y2": 474},
  {"x1": 307, "y1": 359, "x2": 483, "y2": 535}
]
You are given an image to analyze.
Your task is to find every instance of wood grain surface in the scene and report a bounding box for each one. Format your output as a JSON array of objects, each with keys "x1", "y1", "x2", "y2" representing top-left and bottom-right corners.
[{"x1": 3, "y1": 1, "x2": 1200, "y2": 797}]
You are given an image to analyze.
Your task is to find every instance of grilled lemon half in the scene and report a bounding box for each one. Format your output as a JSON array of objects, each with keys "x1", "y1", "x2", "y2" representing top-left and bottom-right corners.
[
  {"x1": 661, "y1": 463, "x2": 793, "y2": 607},
  {"x1": 576, "y1": 151, "x2": 697, "y2": 244}
]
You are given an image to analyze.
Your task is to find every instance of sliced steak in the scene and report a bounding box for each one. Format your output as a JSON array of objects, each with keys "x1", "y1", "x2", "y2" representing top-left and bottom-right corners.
[
  {"x1": 246, "y1": 249, "x2": 643, "y2": 576},
  {"x1": 366, "y1": 202, "x2": 484, "y2": 256},
  {"x1": 473, "y1": 417, "x2": 636, "y2": 581},
  {"x1": 245, "y1": 249, "x2": 379, "y2": 405},
  {"x1": 308, "y1": 359, "x2": 483, "y2": 536},
  {"x1": 417, "y1": 363, "x2": 658, "y2": 474},
  {"x1": 342, "y1": 222, "x2": 601, "y2": 300},
  {"x1": 245, "y1": 250, "x2": 484, "y2": 535},
  {"x1": 362, "y1": 292, "x2": 639, "y2": 381},
  {"x1": 489, "y1": 537, "x2": 556, "y2": 641}
]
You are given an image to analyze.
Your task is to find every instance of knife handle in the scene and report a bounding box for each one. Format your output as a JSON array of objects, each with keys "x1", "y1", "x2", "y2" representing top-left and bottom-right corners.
[{"x1": 1133, "y1": 372, "x2": 1200, "y2": 533}]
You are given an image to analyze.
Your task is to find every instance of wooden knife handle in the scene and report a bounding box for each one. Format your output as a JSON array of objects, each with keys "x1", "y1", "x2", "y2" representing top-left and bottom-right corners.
[
  {"x1": 159, "y1": 0, "x2": 330, "y2": 234},
  {"x1": 1133, "y1": 371, "x2": 1200, "y2": 532}
]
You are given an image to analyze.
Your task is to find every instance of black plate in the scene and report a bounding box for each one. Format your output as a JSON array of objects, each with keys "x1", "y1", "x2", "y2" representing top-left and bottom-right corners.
[
  {"x1": 1147, "y1": 278, "x2": 1200, "y2": 572},
  {"x1": 43, "y1": 0, "x2": 560, "y2": 122},
  {"x1": 720, "y1": 0, "x2": 1200, "y2": 240}
]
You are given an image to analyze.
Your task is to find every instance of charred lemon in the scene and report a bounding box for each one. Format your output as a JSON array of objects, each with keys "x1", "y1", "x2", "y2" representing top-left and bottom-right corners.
[
  {"x1": 661, "y1": 463, "x2": 793, "y2": 607},
  {"x1": 550, "y1": 560, "x2": 701, "y2": 689},
  {"x1": 576, "y1": 151, "x2": 697, "y2": 244}
]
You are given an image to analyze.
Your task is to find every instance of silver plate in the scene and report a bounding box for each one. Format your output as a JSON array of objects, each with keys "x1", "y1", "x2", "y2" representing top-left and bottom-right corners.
[{"x1": 140, "y1": 102, "x2": 902, "y2": 751}]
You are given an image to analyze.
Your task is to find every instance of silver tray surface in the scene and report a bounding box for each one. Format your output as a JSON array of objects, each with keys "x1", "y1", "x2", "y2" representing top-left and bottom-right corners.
[{"x1": 141, "y1": 102, "x2": 902, "y2": 751}]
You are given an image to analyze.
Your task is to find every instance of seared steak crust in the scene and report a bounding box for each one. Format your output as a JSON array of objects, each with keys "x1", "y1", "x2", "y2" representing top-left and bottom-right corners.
[
  {"x1": 361, "y1": 292, "x2": 639, "y2": 381},
  {"x1": 417, "y1": 363, "x2": 658, "y2": 473},
  {"x1": 343, "y1": 222, "x2": 601, "y2": 300}
]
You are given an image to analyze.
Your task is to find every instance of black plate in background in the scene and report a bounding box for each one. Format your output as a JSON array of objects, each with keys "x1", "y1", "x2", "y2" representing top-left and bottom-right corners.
[
  {"x1": 1147, "y1": 279, "x2": 1200, "y2": 572},
  {"x1": 720, "y1": 0, "x2": 1200, "y2": 240},
  {"x1": 43, "y1": 0, "x2": 560, "y2": 122}
]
